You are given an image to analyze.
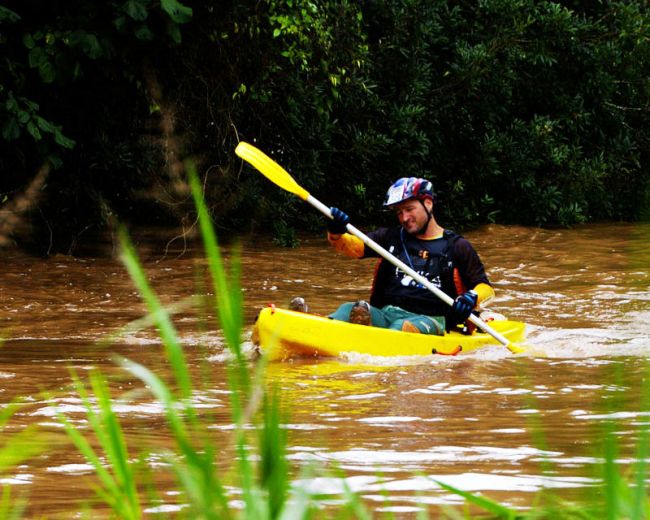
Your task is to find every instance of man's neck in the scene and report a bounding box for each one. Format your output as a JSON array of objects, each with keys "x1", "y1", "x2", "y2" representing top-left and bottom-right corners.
[{"x1": 415, "y1": 220, "x2": 444, "y2": 240}]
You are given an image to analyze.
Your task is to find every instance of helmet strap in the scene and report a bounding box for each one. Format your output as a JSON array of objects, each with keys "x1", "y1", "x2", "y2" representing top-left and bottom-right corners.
[{"x1": 414, "y1": 199, "x2": 433, "y2": 235}]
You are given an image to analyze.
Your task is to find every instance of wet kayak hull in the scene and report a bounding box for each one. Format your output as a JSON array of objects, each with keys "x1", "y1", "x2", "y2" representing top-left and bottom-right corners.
[{"x1": 252, "y1": 306, "x2": 526, "y2": 361}]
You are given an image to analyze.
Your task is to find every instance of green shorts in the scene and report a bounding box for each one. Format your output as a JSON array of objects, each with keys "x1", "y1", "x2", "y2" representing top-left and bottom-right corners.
[{"x1": 329, "y1": 302, "x2": 445, "y2": 336}]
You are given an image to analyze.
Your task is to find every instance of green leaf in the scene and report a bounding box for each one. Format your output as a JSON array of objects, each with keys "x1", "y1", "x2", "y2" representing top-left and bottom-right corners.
[
  {"x1": 22, "y1": 33, "x2": 35, "y2": 49},
  {"x1": 67, "y1": 30, "x2": 86, "y2": 47},
  {"x1": 28, "y1": 46, "x2": 45, "y2": 68},
  {"x1": 35, "y1": 115, "x2": 54, "y2": 133},
  {"x1": 17, "y1": 110, "x2": 30, "y2": 124},
  {"x1": 134, "y1": 24, "x2": 154, "y2": 41},
  {"x1": 0, "y1": 6, "x2": 20, "y2": 23},
  {"x1": 54, "y1": 129, "x2": 75, "y2": 149},
  {"x1": 1, "y1": 118, "x2": 19, "y2": 141},
  {"x1": 23, "y1": 98, "x2": 39, "y2": 111},
  {"x1": 81, "y1": 34, "x2": 103, "y2": 59},
  {"x1": 47, "y1": 154, "x2": 63, "y2": 169},
  {"x1": 26, "y1": 121, "x2": 42, "y2": 141},
  {"x1": 4, "y1": 95, "x2": 17, "y2": 112},
  {"x1": 113, "y1": 15, "x2": 126, "y2": 31},
  {"x1": 38, "y1": 60, "x2": 56, "y2": 83},
  {"x1": 124, "y1": 0, "x2": 148, "y2": 21},
  {"x1": 160, "y1": 0, "x2": 192, "y2": 23},
  {"x1": 166, "y1": 23, "x2": 182, "y2": 44}
]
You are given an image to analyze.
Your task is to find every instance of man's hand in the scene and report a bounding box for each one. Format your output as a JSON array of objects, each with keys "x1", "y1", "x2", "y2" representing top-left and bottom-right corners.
[
  {"x1": 327, "y1": 207, "x2": 350, "y2": 234},
  {"x1": 451, "y1": 290, "x2": 478, "y2": 323}
]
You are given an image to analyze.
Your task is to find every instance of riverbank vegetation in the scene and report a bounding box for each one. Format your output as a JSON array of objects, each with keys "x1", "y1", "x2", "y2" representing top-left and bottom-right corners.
[{"x1": 1, "y1": 1, "x2": 649, "y2": 253}]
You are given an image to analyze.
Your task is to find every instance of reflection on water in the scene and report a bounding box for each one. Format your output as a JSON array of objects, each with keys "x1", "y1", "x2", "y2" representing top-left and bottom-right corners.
[{"x1": 0, "y1": 223, "x2": 649, "y2": 515}]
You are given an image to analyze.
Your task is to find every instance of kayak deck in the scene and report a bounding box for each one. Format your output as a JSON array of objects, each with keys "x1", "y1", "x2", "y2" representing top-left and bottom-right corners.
[{"x1": 252, "y1": 306, "x2": 526, "y2": 361}]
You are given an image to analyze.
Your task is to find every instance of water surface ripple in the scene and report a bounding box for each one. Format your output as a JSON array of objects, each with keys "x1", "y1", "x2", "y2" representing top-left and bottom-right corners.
[{"x1": 0, "y1": 223, "x2": 649, "y2": 516}]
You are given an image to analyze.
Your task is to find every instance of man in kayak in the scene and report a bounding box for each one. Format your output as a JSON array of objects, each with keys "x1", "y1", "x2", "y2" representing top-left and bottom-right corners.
[{"x1": 321, "y1": 177, "x2": 495, "y2": 335}]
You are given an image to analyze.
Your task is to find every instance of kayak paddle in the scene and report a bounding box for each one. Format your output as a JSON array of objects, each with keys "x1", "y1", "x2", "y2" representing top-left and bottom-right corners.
[{"x1": 235, "y1": 141, "x2": 526, "y2": 354}]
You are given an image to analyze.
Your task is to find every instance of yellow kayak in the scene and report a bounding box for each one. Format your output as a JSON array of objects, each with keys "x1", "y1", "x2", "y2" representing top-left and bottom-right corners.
[{"x1": 252, "y1": 305, "x2": 526, "y2": 361}]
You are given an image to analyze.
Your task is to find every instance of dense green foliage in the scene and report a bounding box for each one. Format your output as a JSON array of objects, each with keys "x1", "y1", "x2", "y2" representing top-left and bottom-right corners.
[{"x1": 1, "y1": 1, "x2": 648, "y2": 253}]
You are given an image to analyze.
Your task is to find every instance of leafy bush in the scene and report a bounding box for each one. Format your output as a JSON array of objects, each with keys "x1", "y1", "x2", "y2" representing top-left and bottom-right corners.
[{"x1": 1, "y1": 1, "x2": 648, "y2": 253}]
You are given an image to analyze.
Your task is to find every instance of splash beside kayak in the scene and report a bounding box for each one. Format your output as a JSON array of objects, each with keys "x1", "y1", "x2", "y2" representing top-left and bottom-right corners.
[{"x1": 252, "y1": 306, "x2": 526, "y2": 361}]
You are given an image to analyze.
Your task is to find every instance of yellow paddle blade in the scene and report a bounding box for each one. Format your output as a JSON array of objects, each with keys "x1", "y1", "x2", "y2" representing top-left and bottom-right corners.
[
  {"x1": 235, "y1": 142, "x2": 310, "y2": 201},
  {"x1": 507, "y1": 343, "x2": 527, "y2": 354}
]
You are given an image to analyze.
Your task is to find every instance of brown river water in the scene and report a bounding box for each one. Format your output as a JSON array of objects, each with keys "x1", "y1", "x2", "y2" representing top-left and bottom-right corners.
[{"x1": 1, "y1": 223, "x2": 649, "y2": 516}]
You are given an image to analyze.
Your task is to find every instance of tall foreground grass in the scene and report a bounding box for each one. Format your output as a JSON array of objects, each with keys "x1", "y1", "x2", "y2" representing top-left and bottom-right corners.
[
  {"x1": 57, "y1": 164, "x2": 296, "y2": 519},
  {"x1": 4, "y1": 164, "x2": 648, "y2": 517}
]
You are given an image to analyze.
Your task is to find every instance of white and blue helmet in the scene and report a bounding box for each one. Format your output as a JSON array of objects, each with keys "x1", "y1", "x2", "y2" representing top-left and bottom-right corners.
[{"x1": 383, "y1": 177, "x2": 435, "y2": 208}]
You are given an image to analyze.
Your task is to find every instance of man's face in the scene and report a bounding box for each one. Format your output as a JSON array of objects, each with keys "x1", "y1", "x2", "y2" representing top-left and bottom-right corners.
[{"x1": 393, "y1": 199, "x2": 430, "y2": 234}]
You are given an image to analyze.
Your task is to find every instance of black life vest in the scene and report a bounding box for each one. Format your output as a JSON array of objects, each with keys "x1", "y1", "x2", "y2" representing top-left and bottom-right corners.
[{"x1": 368, "y1": 228, "x2": 461, "y2": 317}]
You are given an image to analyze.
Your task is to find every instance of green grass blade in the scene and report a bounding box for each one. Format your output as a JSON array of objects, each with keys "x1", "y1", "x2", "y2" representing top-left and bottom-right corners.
[
  {"x1": 603, "y1": 426, "x2": 621, "y2": 520},
  {"x1": 339, "y1": 475, "x2": 373, "y2": 520},
  {"x1": 118, "y1": 358, "x2": 190, "y2": 452},
  {"x1": 169, "y1": 454, "x2": 231, "y2": 520},
  {"x1": 57, "y1": 405, "x2": 131, "y2": 517},
  {"x1": 54, "y1": 373, "x2": 142, "y2": 519},
  {"x1": 0, "y1": 425, "x2": 51, "y2": 473},
  {"x1": 235, "y1": 428, "x2": 260, "y2": 519},
  {"x1": 0, "y1": 399, "x2": 52, "y2": 474},
  {"x1": 186, "y1": 164, "x2": 250, "y2": 423},
  {"x1": 118, "y1": 227, "x2": 195, "y2": 418},
  {"x1": 631, "y1": 363, "x2": 650, "y2": 520},
  {"x1": 119, "y1": 357, "x2": 232, "y2": 518},
  {"x1": 0, "y1": 402, "x2": 19, "y2": 429},
  {"x1": 432, "y1": 478, "x2": 518, "y2": 519},
  {"x1": 186, "y1": 162, "x2": 243, "y2": 356},
  {"x1": 0, "y1": 486, "x2": 27, "y2": 520},
  {"x1": 88, "y1": 371, "x2": 141, "y2": 515},
  {"x1": 259, "y1": 387, "x2": 289, "y2": 519},
  {"x1": 99, "y1": 295, "x2": 200, "y2": 348},
  {"x1": 279, "y1": 461, "x2": 320, "y2": 520}
]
